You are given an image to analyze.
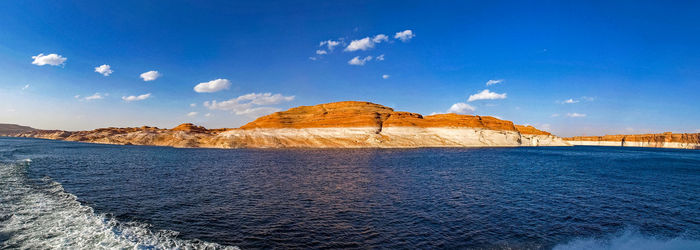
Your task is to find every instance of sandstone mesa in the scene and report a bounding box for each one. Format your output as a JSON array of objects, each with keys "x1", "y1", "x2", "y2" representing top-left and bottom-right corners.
[
  {"x1": 3, "y1": 101, "x2": 569, "y2": 148},
  {"x1": 564, "y1": 132, "x2": 700, "y2": 149}
]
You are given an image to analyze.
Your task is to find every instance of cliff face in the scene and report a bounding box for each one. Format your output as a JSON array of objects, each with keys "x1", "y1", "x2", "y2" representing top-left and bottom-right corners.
[
  {"x1": 9, "y1": 101, "x2": 570, "y2": 148},
  {"x1": 564, "y1": 132, "x2": 700, "y2": 149}
]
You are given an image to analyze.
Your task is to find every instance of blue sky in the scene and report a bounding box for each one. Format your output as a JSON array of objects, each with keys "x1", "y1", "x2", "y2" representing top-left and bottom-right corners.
[{"x1": 1, "y1": 1, "x2": 699, "y2": 136}]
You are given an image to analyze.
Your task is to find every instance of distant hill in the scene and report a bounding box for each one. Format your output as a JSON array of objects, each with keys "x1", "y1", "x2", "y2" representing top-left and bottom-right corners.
[{"x1": 0, "y1": 123, "x2": 36, "y2": 135}]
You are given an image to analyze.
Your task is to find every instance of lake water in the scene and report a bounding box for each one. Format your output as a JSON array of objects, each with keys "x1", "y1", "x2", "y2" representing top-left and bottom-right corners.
[{"x1": 1, "y1": 137, "x2": 699, "y2": 249}]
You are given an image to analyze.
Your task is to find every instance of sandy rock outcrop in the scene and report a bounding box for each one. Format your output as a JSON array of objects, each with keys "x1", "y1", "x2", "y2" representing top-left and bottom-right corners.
[
  {"x1": 564, "y1": 132, "x2": 700, "y2": 149},
  {"x1": 10, "y1": 101, "x2": 570, "y2": 148}
]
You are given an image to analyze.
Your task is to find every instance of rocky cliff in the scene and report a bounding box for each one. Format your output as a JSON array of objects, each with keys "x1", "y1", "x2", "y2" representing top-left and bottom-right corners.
[
  {"x1": 564, "y1": 132, "x2": 700, "y2": 149},
  {"x1": 8, "y1": 101, "x2": 570, "y2": 148}
]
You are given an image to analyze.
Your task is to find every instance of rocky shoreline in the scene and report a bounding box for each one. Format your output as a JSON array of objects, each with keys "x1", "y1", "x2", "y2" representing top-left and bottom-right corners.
[
  {"x1": 3, "y1": 101, "x2": 570, "y2": 148},
  {"x1": 564, "y1": 132, "x2": 700, "y2": 149}
]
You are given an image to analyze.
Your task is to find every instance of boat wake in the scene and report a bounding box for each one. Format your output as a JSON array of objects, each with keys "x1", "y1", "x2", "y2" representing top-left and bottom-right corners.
[
  {"x1": 553, "y1": 228, "x2": 700, "y2": 250},
  {"x1": 0, "y1": 159, "x2": 238, "y2": 249}
]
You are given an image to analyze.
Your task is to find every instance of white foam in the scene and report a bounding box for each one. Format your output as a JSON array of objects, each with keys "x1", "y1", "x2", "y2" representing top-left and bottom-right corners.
[
  {"x1": 553, "y1": 229, "x2": 700, "y2": 250},
  {"x1": 0, "y1": 160, "x2": 239, "y2": 249}
]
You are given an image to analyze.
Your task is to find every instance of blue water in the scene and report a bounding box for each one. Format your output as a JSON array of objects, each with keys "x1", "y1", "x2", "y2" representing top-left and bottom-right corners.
[{"x1": 1, "y1": 137, "x2": 699, "y2": 249}]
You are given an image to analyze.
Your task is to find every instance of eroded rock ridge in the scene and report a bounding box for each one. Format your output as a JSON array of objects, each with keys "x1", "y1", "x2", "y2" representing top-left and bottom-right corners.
[{"x1": 5, "y1": 101, "x2": 569, "y2": 148}]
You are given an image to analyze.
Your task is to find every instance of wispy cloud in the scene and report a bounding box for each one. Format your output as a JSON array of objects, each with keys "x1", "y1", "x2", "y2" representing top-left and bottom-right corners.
[
  {"x1": 394, "y1": 30, "x2": 415, "y2": 42},
  {"x1": 551, "y1": 113, "x2": 560, "y2": 117},
  {"x1": 204, "y1": 92, "x2": 295, "y2": 115},
  {"x1": 140, "y1": 71, "x2": 160, "y2": 81},
  {"x1": 194, "y1": 78, "x2": 231, "y2": 93},
  {"x1": 382, "y1": 74, "x2": 390, "y2": 79},
  {"x1": 84, "y1": 93, "x2": 105, "y2": 100},
  {"x1": 566, "y1": 113, "x2": 586, "y2": 118},
  {"x1": 122, "y1": 93, "x2": 151, "y2": 102},
  {"x1": 94, "y1": 64, "x2": 113, "y2": 76},
  {"x1": 21, "y1": 84, "x2": 30, "y2": 90},
  {"x1": 190, "y1": 103, "x2": 197, "y2": 107},
  {"x1": 76, "y1": 93, "x2": 108, "y2": 101},
  {"x1": 486, "y1": 79, "x2": 503, "y2": 86},
  {"x1": 559, "y1": 96, "x2": 595, "y2": 104},
  {"x1": 32, "y1": 53, "x2": 67, "y2": 66},
  {"x1": 372, "y1": 34, "x2": 389, "y2": 43},
  {"x1": 187, "y1": 112, "x2": 198, "y2": 117},
  {"x1": 319, "y1": 40, "x2": 341, "y2": 51},
  {"x1": 315, "y1": 50, "x2": 327, "y2": 55},
  {"x1": 348, "y1": 56, "x2": 373, "y2": 66},
  {"x1": 376, "y1": 54, "x2": 385, "y2": 61},
  {"x1": 467, "y1": 89, "x2": 507, "y2": 102},
  {"x1": 447, "y1": 102, "x2": 476, "y2": 114}
]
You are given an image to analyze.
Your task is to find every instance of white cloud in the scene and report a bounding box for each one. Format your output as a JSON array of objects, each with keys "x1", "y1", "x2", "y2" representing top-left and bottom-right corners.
[
  {"x1": 372, "y1": 34, "x2": 389, "y2": 43},
  {"x1": 376, "y1": 54, "x2": 385, "y2": 61},
  {"x1": 94, "y1": 64, "x2": 113, "y2": 76},
  {"x1": 447, "y1": 102, "x2": 476, "y2": 114},
  {"x1": 467, "y1": 89, "x2": 507, "y2": 102},
  {"x1": 140, "y1": 70, "x2": 160, "y2": 81},
  {"x1": 320, "y1": 40, "x2": 341, "y2": 51},
  {"x1": 194, "y1": 78, "x2": 231, "y2": 93},
  {"x1": 394, "y1": 30, "x2": 415, "y2": 42},
  {"x1": 308, "y1": 57, "x2": 318, "y2": 61},
  {"x1": 348, "y1": 56, "x2": 373, "y2": 66},
  {"x1": 204, "y1": 93, "x2": 295, "y2": 115},
  {"x1": 382, "y1": 74, "x2": 390, "y2": 79},
  {"x1": 187, "y1": 112, "x2": 198, "y2": 117},
  {"x1": 345, "y1": 37, "x2": 374, "y2": 52},
  {"x1": 205, "y1": 113, "x2": 212, "y2": 117},
  {"x1": 21, "y1": 84, "x2": 30, "y2": 90},
  {"x1": 236, "y1": 92, "x2": 295, "y2": 105},
  {"x1": 566, "y1": 113, "x2": 586, "y2": 118},
  {"x1": 31, "y1": 53, "x2": 67, "y2": 66},
  {"x1": 486, "y1": 79, "x2": 503, "y2": 86},
  {"x1": 74, "y1": 95, "x2": 81, "y2": 99},
  {"x1": 560, "y1": 96, "x2": 595, "y2": 104},
  {"x1": 190, "y1": 103, "x2": 197, "y2": 107},
  {"x1": 84, "y1": 93, "x2": 105, "y2": 100},
  {"x1": 316, "y1": 50, "x2": 327, "y2": 55},
  {"x1": 122, "y1": 93, "x2": 151, "y2": 102},
  {"x1": 563, "y1": 98, "x2": 579, "y2": 104}
]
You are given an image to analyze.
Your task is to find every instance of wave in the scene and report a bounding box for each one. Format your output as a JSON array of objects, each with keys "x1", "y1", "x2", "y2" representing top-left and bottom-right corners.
[
  {"x1": 0, "y1": 159, "x2": 239, "y2": 249},
  {"x1": 553, "y1": 228, "x2": 700, "y2": 250}
]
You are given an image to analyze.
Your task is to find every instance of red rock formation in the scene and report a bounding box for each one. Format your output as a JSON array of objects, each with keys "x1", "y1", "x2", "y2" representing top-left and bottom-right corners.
[
  {"x1": 565, "y1": 132, "x2": 700, "y2": 144},
  {"x1": 240, "y1": 101, "x2": 394, "y2": 129},
  {"x1": 9, "y1": 101, "x2": 565, "y2": 148},
  {"x1": 240, "y1": 101, "x2": 541, "y2": 134},
  {"x1": 171, "y1": 123, "x2": 209, "y2": 133},
  {"x1": 514, "y1": 125, "x2": 552, "y2": 136}
]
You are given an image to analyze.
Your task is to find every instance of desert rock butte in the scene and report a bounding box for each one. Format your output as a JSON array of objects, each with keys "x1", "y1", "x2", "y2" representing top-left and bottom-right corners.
[{"x1": 8, "y1": 101, "x2": 569, "y2": 148}]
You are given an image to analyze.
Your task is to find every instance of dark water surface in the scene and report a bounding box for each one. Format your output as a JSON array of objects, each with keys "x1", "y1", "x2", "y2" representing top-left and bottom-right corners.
[{"x1": 1, "y1": 137, "x2": 699, "y2": 249}]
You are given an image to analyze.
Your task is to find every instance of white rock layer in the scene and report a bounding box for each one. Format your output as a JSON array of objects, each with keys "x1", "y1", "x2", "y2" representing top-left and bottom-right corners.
[
  {"x1": 567, "y1": 140, "x2": 700, "y2": 149},
  {"x1": 218, "y1": 127, "x2": 570, "y2": 148}
]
